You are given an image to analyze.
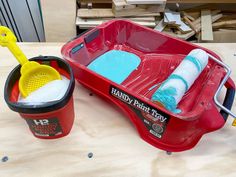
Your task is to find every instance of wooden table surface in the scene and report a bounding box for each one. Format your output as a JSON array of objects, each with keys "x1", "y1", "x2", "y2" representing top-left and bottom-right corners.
[{"x1": 0, "y1": 43, "x2": 236, "y2": 177}]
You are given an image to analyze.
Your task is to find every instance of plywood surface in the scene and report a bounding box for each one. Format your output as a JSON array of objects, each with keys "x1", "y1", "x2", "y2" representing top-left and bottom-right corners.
[
  {"x1": 0, "y1": 43, "x2": 236, "y2": 177},
  {"x1": 40, "y1": 0, "x2": 76, "y2": 42}
]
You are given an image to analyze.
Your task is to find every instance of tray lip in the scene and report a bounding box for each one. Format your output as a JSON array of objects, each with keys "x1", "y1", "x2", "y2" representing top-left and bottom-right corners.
[{"x1": 61, "y1": 19, "x2": 225, "y2": 120}]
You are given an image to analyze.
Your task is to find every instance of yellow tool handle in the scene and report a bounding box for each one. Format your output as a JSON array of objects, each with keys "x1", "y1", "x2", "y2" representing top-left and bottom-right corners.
[
  {"x1": 0, "y1": 26, "x2": 28, "y2": 65},
  {"x1": 6, "y1": 42, "x2": 28, "y2": 65},
  {"x1": 233, "y1": 119, "x2": 236, "y2": 126}
]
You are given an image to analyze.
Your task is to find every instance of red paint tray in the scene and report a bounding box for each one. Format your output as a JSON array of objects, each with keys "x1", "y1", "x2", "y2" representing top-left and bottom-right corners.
[{"x1": 62, "y1": 20, "x2": 235, "y2": 152}]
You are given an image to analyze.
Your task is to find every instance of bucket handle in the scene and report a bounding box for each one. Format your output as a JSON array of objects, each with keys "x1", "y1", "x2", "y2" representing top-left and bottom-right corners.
[
  {"x1": 208, "y1": 53, "x2": 236, "y2": 119},
  {"x1": 220, "y1": 87, "x2": 235, "y2": 120}
]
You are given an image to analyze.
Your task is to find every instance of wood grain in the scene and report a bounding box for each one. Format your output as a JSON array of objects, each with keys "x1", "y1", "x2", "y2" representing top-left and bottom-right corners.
[{"x1": 0, "y1": 43, "x2": 236, "y2": 177}]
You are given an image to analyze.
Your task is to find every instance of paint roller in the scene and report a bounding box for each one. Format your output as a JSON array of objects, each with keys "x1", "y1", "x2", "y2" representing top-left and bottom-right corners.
[{"x1": 151, "y1": 49, "x2": 209, "y2": 113}]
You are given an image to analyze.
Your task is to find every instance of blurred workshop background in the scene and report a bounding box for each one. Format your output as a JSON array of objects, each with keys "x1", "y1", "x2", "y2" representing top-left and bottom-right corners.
[{"x1": 0, "y1": 0, "x2": 236, "y2": 42}]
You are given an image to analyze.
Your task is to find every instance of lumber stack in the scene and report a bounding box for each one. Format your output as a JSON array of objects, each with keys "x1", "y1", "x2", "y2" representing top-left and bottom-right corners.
[
  {"x1": 76, "y1": 0, "x2": 236, "y2": 42},
  {"x1": 112, "y1": 0, "x2": 166, "y2": 17},
  {"x1": 76, "y1": 0, "x2": 166, "y2": 29},
  {"x1": 159, "y1": 9, "x2": 236, "y2": 42}
]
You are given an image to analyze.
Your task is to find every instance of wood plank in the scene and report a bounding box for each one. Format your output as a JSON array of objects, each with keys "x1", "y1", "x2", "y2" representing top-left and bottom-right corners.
[
  {"x1": 192, "y1": 10, "x2": 220, "y2": 26},
  {"x1": 218, "y1": 29, "x2": 236, "y2": 32},
  {"x1": 80, "y1": 0, "x2": 112, "y2": 3},
  {"x1": 90, "y1": 16, "x2": 156, "y2": 22},
  {"x1": 164, "y1": 13, "x2": 223, "y2": 40},
  {"x1": 212, "y1": 20, "x2": 236, "y2": 28},
  {"x1": 163, "y1": 14, "x2": 170, "y2": 23},
  {"x1": 164, "y1": 11, "x2": 192, "y2": 33},
  {"x1": 211, "y1": 30, "x2": 236, "y2": 42},
  {"x1": 167, "y1": 0, "x2": 236, "y2": 3},
  {"x1": 177, "y1": 21, "x2": 192, "y2": 33},
  {"x1": 40, "y1": 0, "x2": 76, "y2": 42},
  {"x1": 201, "y1": 9, "x2": 213, "y2": 41},
  {"x1": 76, "y1": 17, "x2": 156, "y2": 28},
  {"x1": 182, "y1": 11, "x2": 195, "y2": 21},
  {"x1": 183, "y1": 15, "x2": 197, "y2": 33},
  {"x1": 77, "y1": 9, "x2": 115, "y2": 18},
  {"x1": 127, "y1": 17, "x2": 156, "y2": 22},
  {"x1": 77, "y1": 8, "x2": 160, "y2": 19},
  {"x1": 80, "y1": 2, "x2": 112, "y2": 8},
  {"x1": 138, "y1": 13, "x2": 161, "y2": 17},
  {"x1": 184, "y1": 11, "x2": 200, "y2": 20},
  {"x1": 126, "y1": 0, "x2": 166, "y2": 5},
  {"x1": 112, "y1": 0, "x2": 165, "y2": 17},
  {"x1": 164, "y1": 11, "x2": 177, "y2": 23},
  {"x1": 1, "y1": 43, "x2": 236, "y2": 177},
  {"x1": 199, "y1": 30, "x2": 236, "y2": 42},
  {"x1": 113, "y1": 0, "x2": 138, "y2": 9},
  {"x1": 154, "y1": 19, "x2": 166, "y2": 31}
]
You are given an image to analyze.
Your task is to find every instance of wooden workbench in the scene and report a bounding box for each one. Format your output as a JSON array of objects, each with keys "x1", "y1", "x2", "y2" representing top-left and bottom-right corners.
[{"x1": 0, "y1": 43, "x2": 236, "y2": 177}]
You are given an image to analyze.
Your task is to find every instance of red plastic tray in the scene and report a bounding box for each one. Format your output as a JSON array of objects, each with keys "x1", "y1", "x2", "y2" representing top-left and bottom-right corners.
[{"x1": 62, "y1": 20, "x2": 235, "y2": 152}]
